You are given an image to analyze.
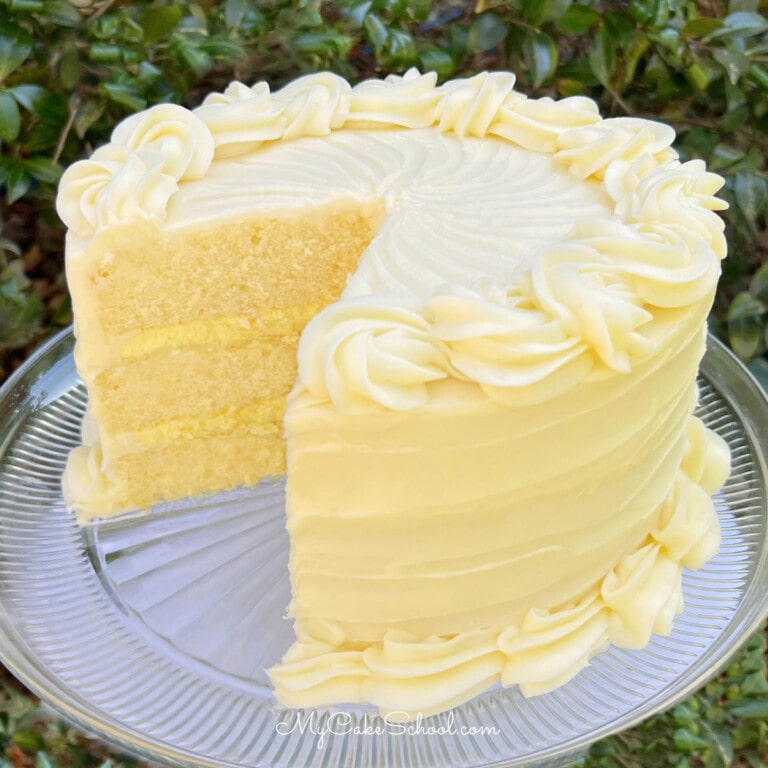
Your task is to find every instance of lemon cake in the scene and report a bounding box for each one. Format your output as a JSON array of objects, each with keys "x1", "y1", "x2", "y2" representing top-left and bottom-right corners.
[{"x1": 57, "y1": 69, "x2": 731, "y2": 717}]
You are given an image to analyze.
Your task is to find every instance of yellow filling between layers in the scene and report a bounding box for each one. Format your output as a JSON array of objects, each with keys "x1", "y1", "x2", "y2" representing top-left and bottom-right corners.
[{"x1": 65, "y1": 206, "x2": 382, "y2": 521}]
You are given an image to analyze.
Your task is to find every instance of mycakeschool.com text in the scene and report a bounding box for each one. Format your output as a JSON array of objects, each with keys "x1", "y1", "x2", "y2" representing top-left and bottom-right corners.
[{"x1": 275, "y1": 710, "x2": 501, "y2": 749}]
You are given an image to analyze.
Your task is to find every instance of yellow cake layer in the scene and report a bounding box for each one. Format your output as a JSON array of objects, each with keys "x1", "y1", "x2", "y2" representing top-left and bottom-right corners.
[
  {"x1": 65, "y1": 431, "x2": 285, "y2": 517},
  {"x1": 88, "y1": 335, "x2": 300, "y2": 431},
  {"x1": 72, "y1": 206, "x2": 382, "y2": 336},
  {"x1": 101, "y1": 396, "x2": 286, "y2": 453},
  {"x1": 119, "y1": 305, "x2": 326, "y2": 360},
  {"x1": 70, "y1": 396, "x2": 287, "y2": 519}
]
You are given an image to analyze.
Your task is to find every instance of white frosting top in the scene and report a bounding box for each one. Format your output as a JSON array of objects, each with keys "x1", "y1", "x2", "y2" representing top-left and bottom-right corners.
[{"x1": 57, "y1": 69, "x2": 728, "y2": 410}]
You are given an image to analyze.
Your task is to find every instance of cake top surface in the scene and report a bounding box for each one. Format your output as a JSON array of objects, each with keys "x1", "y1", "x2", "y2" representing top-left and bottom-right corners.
[{"x1": 57, "y1": 69, "x2": 728, "y2": 412}]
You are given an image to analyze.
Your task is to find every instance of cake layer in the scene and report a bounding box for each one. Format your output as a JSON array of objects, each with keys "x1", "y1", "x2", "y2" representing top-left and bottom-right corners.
[
  {"x1": 65, "y1": 430, "x2": 285, "y2": 517},
  {"x1": 69, "y1": 207, "x2": 380, "y2": 339},
  {"x1": 88, "y1": 337, "x2": 299, "y2": 431}
]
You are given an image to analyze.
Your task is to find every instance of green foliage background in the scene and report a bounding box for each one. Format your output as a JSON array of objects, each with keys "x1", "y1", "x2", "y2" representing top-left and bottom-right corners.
[{"x1": 0, "y1": 0, "x2": 767, "y2": 766}]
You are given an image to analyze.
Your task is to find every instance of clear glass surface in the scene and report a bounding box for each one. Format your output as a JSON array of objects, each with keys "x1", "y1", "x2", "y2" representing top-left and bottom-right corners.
[{"x1": 0, "y1": 328, "x2": 767, "y2": 768}]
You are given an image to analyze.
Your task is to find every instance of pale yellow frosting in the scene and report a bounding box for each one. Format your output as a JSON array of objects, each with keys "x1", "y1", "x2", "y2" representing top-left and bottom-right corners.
[{"x1": 56, "y1": 68, "x2": 730, "y2": 717}]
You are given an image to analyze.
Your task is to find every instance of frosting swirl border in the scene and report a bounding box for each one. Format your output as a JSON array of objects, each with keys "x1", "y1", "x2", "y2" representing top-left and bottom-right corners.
[{"x1": 57, "y1": 68, "x2": 728, "y2": 405}]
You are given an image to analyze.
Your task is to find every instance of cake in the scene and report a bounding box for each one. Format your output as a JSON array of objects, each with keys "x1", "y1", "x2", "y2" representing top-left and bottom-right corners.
[{"x1": 56, "y1": 69, "x2": 731, "y2": 718}]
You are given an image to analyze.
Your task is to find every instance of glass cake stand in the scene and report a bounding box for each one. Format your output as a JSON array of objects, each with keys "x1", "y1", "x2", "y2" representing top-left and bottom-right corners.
[{"x1": 0, "y1": 328, "x2": 767, "y2": 768}]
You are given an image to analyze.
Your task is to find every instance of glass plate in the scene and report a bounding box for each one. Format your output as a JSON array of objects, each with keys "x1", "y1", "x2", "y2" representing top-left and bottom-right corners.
[{"x1": 0, "y1": 328, "x2": 767, "y2": 768}]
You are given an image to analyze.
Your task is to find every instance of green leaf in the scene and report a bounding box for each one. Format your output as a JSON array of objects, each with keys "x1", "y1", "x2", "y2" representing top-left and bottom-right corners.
[
  {"x1": 58, "y1": 41, "x2": 80, "y2": 91},
  {"x1": 23, "y1": 156, "x2": 62, "y2": 184},
  {"x1": 713, "y1": 47, "x2": 751, "y2": 84},
  {"x1": 363, "y1": 13, "x2": 388, "y2": 57},
  {"x1": 678, "y1": 126, "x2": 719, "y2": 159},
  {"x1": 223, "y1": 0, "x2": 265, "y2": 33},
  {"x1": 727, "y1": 699, "x2": 768, "y2": 719},
  {"x1": 521, "y1": 0, "x2": 565, "y2": 26},
  {"x1": 73, "y1": 98, "x2": 104, "y2": 139},
  {"x1": 42, "y1": 0, "x2": 82, "y2": 27},
  {"x1": 555, "y1": 3, "x2": 600, "y2": 34},
  {"x1": 728, "y1": 291, "x2": 765, "y2": 360},
  {"x1": 619, "y1": 31, "x2": 650, "y2": 89},
  {"x1": 18, "y1": 123, "x2": 59, "y2": 153},
  {"x1": 0, "y1": 90, "x2": 21, "y2": 142},
  {"x1": 741, "y1": 671, "x2": 768, "y2": 695},
  {"x1": 711, "y1": 142, "x2": 752, "y2": 172},
  {"x1": 674, "y1": 727, "x2": 711, "y2": 752},
  {"x1": 685, "y1": 60, "x2": 717, "y2": 92},
  {"x1": 642, "y1": 52, "x2": 675, "y2": 99},
  {"x1": 729, "y1": 291, "x2": 765, "y2": 321},
  {"x1": 445, "y1": 24, "x2": 467, "y2": 63},
  {"x1": 276, "y1": 0, "x2": 323, "y2": 29},
  {"x1": 673, "y1": 703, "x2": 699, "y2": 726},
  {"x1": 135, "y1": 60, "x2": 163, "y2": 87},
  {"x1": 417, "y1": 47, "x2": 454, "y2": 79},
  {"x1": 373, "y1": 0, "x2": 406, "y2": 16},
  {"x1": 706, "y1": 10, "x2": 768, "y2": 39},
  {"x1": 142, "y1": 4, "x2": 183, "y2": 44},
  {"x1": 118, "y1": 14, "x2": 145, "y2": 44},
  {"x1": 556, "y1": 78, "x2": 586, "y2": 96},
  {"x1": 297, "y1": 30, "x2": 349, "y2": 56},
  {"x1": 89, "y1": 42, "x2": 123, "y2": 63},
  {"x1": 699, "y1": 720, "x2": 733, "y2": 768},
  {"x1": 12, "y1": 730, "x2": 45, "y2": 752},
  {"x1": 683, "y1": 18, "x2": 725, "y2": 37},
  {"x1": 628, "y1": 0, "x2": 654, "y2": 23},
  {"x1": 0, "y1": 21, "x2": 33, "y2": 82},
  {"x1": 405, "y1": 0, "x2": 432, "y2": 21},
  {"x1": 467, "y1": 12, "x2": 508, "y2": 54},
  {"x1": 748, "y1": 62, "x2": 768, "y2": 89},
  {"x1": 9, "y1": 0, "x2": 45, "y2": 11},
  {"x1": 604, "y1": 10, "x2": 637, "y2": 49},
  {"x1": 9, "y1": 84, "x2": 45, "y2": 112},
  {"x1": 30, "y1": 90, "x2": 67, "y2": 125},
  {"x1": 171, "y1": 38, "x2": 212, "y2": 77},
  {"x1": 100, "y1": 83, "x2": 147, "y2": 112},
  {"x1": 387, "y1": 28, "x2": 417, "y2": 66},
  {"x1": 522, "y1": 31, "x2": 558, "y2": 88},
  {"x1": 654, "y1": 26, "x2": 683, "y2": 60},
  {"x1": 363, "y1": 15, "x2": 416, "y2": 66},
  {"x1": 199, "y1": 37, "x2": 248, "y2": 61},
  {"x1": 340, "y1": 0, "x2": 373, "y2": 26},
  {"x1": 732, "y1": 719, "x2": 768, "y2": 752},
  {"x1": 734, "y1": 170, "x2": 768, "y2": 226},
  {"x1": 720, "y1": 78, "x2": 749, "y2": 130},
  {"x1": 588, "y1": 27, "x2": 615, "y2": 89},
  {"x1": 0, "y1": 157, "x2": 30, "y2": 203}
]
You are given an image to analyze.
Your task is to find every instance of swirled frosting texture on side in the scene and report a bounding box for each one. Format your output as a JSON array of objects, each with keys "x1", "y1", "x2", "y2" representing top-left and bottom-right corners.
[{"x1": 270, "y1": 416, "x2": 730, "y2": 717}]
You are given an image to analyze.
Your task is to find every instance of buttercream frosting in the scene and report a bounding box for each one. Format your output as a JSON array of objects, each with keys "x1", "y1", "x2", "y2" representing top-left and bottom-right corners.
[{"x1": 56, "y1": 68, "x2": 730, "y2": 718}]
